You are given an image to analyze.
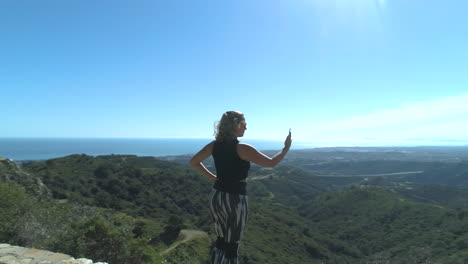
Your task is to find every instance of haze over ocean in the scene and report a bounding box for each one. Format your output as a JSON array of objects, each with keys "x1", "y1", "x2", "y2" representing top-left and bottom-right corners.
[
  {"x1": 0, "y1": 138, "x2": 308, "y2": 161},
  {"x1": 2, "y1": 137, "x2": 466, "y2": 161}
]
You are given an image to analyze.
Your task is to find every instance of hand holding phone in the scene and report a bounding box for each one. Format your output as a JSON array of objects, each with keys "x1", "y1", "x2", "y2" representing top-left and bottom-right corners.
[{"x1": 285, "y1": 128, "x2": 292, "y2": 149}]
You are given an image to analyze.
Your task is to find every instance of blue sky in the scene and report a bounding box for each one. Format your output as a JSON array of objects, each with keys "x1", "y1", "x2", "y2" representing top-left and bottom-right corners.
[{"x1": 1, "y1": 0, "x2": 467, "y2": 146}]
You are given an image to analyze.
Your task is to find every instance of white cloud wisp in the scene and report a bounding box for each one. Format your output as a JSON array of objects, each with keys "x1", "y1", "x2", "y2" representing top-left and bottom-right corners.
[{"x1": 301, "y1": 93, "x2": 468, "y2": 146}]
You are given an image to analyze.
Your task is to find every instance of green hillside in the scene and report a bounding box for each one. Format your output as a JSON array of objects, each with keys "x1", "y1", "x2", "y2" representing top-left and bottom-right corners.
[
  {"x1": 299, "y1": 186, "x2": 468, "y2": 263},
  {"x1": 0, "y1": 180, "x2": 165, "y2": 263},
  {"x1": 21, "y1": 154, "x2": 213, "y2": 229},
  {"x1": 2, "y1": 155, "x2": 468, "y2": 263}
]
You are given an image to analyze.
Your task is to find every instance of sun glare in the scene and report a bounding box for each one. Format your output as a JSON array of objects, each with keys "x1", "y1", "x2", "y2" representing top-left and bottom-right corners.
[{"x1": 312, "y1": 0, "x2": 386, "y2": 34}]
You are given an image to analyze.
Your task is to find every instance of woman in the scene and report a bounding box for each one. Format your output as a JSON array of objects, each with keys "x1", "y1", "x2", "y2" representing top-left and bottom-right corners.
[{"x1": 190, "y1": 111, "x2": 292, "y2": 263}]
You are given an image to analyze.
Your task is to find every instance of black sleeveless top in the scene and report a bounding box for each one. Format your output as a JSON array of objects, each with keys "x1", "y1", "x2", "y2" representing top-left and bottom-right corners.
[{"x1": 212, "y1": 139, "x2": 251, "y2": 195}]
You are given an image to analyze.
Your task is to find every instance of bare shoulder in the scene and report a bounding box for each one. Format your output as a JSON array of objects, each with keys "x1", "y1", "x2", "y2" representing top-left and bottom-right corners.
[
  {"x1": 237, "y1": 142, "x2": 257, "y2": 152},
  {"x1": 238, "y1": 142, "x2": 254, "y2": 148},
  {"x1": 199, "y1": 140, "x2": 216, "y2": 151},
  {"x1": 204, "y1": 140, "x2": 216, "y2": 151},
  {"x1": 237, "y1": 142, "x2": 273, "y2": 166},
  {"x1": 191, "y1": 140, "x2": 215, "y2": 163},
  {"x1": 237, "y1": 142, "x2": 262, "y2": 160}
]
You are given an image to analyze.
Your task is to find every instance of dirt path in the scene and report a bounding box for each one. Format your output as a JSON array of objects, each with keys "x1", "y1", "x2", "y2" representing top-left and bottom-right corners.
[{"x1": 161, "y1": 229, "x2": 208, "y2": 255}]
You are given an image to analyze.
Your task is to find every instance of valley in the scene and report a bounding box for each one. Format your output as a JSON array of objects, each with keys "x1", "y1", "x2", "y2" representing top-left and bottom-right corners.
[{"x1": 1, "y1": 146, "x2": 468, "y2": 263}]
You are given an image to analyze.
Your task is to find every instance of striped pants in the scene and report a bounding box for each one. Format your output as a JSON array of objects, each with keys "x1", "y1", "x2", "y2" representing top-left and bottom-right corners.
[{"x1": 210, "y1": 189, "x2": 249, "y2": 264}]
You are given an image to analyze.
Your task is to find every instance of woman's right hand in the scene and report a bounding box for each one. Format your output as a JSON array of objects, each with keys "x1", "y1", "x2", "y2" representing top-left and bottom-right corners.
[{"x1": 284, "y1": 129, "x2": 292, "y2": 150}]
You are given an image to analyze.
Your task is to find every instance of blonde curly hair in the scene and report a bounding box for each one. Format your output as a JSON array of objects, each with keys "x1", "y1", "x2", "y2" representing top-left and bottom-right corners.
[{"x1": 214, "y1": 111, "x2": 245, "y2": 141}]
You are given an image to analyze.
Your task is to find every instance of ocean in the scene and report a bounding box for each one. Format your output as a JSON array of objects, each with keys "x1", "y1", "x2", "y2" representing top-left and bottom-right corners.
[{"x1": 0, "y1": 138, "x2": 303, "y2": 161}]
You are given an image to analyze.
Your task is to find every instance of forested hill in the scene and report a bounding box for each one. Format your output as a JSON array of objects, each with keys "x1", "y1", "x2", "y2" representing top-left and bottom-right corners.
[
  {"x1": 2, "y1": 154, "x2": 468, "y2": 263},
  {"x1": 21, "y1": 154, "x2": 213, "y2": 227}
]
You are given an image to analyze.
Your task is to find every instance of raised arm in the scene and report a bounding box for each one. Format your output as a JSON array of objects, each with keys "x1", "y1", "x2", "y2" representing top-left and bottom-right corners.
[
  {"x1": 190, "y1": 141, "x2": 217, "y2": 182},
  {"x1": 237, "y1": 130, "x2": 292, "y2": 167}
]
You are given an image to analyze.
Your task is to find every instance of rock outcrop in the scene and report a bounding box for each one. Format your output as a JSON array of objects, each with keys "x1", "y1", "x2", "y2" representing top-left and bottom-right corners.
[{"x1": 0, "y1": 243, "x2": 107, "y2": 264}]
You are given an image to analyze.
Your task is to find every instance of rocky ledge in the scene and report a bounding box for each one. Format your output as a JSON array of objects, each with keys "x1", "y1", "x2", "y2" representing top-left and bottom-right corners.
[{"x1": 0, "y1": 244, "x2": 107, "y2": 264}]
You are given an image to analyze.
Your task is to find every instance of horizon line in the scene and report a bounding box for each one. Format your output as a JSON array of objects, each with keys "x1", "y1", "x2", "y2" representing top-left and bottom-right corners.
[{"x1": 0, "y1": 137, "x2": 467, "y2": 149}]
